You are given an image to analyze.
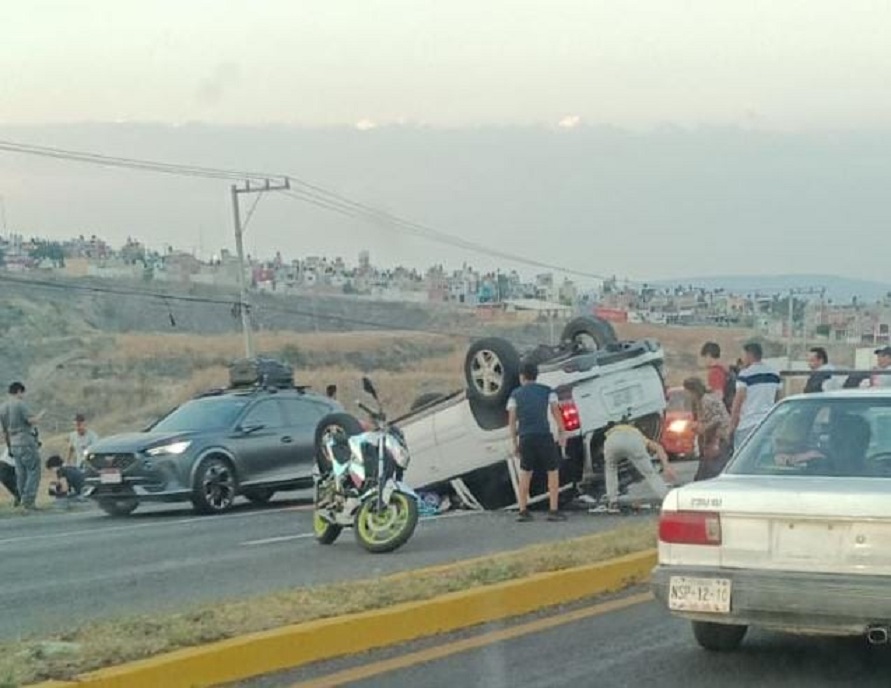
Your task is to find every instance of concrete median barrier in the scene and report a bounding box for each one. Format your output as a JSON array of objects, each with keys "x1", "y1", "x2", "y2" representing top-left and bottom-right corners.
[{"x1": 28, "y1": 549, "x2": 656, "y2": 688}]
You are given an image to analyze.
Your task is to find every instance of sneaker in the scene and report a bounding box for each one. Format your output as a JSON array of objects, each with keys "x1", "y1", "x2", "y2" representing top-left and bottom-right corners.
[
  {"x1": 516, "y1": 510, "x2": 533, "y2": 522},
  {"x1": 547, "y1": 511, "x2": 567, "y2": 522}
]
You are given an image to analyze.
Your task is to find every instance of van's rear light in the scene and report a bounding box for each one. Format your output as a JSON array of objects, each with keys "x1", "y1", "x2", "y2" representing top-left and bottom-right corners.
[
  {"x1": 659, "y1": 510, "x2": 722, "y2": 546},
  {"x1": 559, "y1": 401, "x2": 581, "y2": 432}
]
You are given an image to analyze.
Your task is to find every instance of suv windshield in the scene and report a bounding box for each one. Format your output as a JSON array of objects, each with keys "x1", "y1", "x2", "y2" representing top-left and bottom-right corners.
[
  {"x1": 150, "y1": 396, "x2": 250, "y2": 433},
  {"x1": 727, "y1": 396, "x2": 891, "y2": 479}
]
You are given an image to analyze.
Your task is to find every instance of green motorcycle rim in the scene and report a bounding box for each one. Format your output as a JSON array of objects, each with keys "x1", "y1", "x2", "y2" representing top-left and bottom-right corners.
[
  {"x1": 356, "y1": 493, "x2": 412, "y2": 545},
  {"x1": 313, "y1": 510, "x2": 330, "y2": 536}
]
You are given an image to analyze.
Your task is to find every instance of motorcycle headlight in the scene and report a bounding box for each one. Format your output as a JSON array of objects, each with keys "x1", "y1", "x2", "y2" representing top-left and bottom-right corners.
[
  {"x1": 146, "y1": 440, "x2": 192, "y2": 457},
  {"x1": 386, "y1": 439, "x2": 410, "y2": 469}
]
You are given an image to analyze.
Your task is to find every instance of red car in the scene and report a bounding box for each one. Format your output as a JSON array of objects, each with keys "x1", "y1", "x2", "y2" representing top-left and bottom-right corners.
[{"x1": 661, "y1": 387, "x2": 697, "y2": 460}]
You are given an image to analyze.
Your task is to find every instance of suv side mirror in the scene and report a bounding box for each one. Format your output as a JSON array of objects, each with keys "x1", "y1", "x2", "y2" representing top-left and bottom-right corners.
[
  {"x1": 240, "y1": 422, "x2": 265, "y2": 435},
  {"x1": 362, "y1": 376, "x2": 378, "y2": 400}
]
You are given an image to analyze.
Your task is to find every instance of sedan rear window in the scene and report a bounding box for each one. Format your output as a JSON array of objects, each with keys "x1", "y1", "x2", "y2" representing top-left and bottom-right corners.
[
  {"x1": 727, "y1": 397, "x2": 891, "y2": 479},
  {"x1": 150, "y1": 396, "x2": 249, "y2": 433}
]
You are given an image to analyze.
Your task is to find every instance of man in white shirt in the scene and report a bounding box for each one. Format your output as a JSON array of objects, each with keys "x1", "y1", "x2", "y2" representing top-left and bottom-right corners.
[
  {"x1": 67, "y1": 414, "x2": 99, "y2": 468},
  {"x1": 730, "y1": 342, "x2": 781, "y2": 449}
]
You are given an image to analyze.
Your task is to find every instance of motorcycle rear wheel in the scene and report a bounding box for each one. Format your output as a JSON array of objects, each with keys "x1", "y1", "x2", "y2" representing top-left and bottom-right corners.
[
  {"x1": 313, "y1": 510, "x2": 343, "y2": 545},
  {"x1": 354, "y1": 492, "x2": 419, "y2": 554}
]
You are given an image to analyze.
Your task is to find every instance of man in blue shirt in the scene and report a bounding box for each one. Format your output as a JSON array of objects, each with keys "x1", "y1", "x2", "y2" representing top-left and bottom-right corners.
[{"x1": 507, "y1": 361, "x2": 567, "y2": 522}]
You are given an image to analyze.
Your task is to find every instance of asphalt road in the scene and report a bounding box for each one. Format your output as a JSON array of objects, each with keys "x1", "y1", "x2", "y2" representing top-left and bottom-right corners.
[
  {"x1": 0, "y1": 494, "x2": 648, "y2": 641},
  {"x1": 0, "y1": 460, "x2": 697, "y2": 641},
  {"x1": 242, "y1": 591, "x2": 891, "y2": 688}
]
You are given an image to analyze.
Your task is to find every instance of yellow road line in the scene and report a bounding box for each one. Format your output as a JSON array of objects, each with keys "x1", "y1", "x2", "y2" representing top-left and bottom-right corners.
[{"x1": 291, "y1": 592, "x2": 654, "y2": 688}]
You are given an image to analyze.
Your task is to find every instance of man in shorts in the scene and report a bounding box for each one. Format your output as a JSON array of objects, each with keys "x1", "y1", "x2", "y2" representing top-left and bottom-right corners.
[{"x1": 507, "y1": 361, "x2": 567, "y2": 522}]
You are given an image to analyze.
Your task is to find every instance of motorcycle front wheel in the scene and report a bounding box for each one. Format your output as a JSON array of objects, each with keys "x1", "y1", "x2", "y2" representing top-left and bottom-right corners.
[
  {"x1": 313, "y1": 510, "x2": 343, "y2": 545},
  {"x1": 354, "y1": 491, "x2": 419, "y2": 554}
]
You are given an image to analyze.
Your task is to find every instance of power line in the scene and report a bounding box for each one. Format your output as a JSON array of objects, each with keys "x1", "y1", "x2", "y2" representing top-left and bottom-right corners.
[
  {"x1": 280, "y1": 188, "x2": 609, "y2": 281},
  {"x1": 0, "y1": 138, "x2": 610, "y2": 281}
]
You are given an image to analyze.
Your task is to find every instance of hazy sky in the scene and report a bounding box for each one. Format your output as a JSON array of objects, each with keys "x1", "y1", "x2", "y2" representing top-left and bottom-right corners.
[
  {"x1": 4, "y1": 0, "x2": 891, "y2": 130},
  {"x1": 4, "y1": 2, "x2": 891, "y2": 287}
]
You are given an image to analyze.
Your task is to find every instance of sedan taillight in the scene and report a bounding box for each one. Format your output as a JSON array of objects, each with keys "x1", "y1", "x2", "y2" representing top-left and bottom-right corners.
[{"x1": 659, "y1": 510, "x2": 722, "y2": 546}]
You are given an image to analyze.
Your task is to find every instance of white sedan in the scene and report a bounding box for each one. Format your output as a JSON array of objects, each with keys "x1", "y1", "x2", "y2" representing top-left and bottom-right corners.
[{"x1": 651, "y1": 390, "x2": 891, "y2": 651}]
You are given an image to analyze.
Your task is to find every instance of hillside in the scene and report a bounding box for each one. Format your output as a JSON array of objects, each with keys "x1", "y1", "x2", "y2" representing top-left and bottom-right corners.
[{"x1": 0, "y1": 274, "x2": 801, "y2": 456}]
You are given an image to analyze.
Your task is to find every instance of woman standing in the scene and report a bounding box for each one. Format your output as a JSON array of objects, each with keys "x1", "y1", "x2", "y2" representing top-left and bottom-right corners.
[{"x1": 683, "y1": 377, "x2": 732, "y2": 481}]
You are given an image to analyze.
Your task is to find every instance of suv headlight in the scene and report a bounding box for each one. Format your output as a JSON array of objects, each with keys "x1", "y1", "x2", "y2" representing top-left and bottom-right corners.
[{"x1": 146, "y1": 440, "x2": 192, "y2": 457}]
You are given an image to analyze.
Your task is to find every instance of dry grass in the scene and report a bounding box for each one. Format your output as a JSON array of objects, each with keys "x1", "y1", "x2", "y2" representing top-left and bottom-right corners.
[
  {"x1": 0, "y1": 522, "x2": 655, "y2": 686},
  {"x1": 615, "y1": 323, "x2": 759, "y2": 385}
]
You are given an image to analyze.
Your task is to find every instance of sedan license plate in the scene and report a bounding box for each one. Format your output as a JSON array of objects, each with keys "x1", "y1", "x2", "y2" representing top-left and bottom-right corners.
[
  {"x1": 99, "y1": 469, "x2": 122, "y2": 485},
  {"x1": 668, "y1": 576, "x2": 732, "y2": 613}
]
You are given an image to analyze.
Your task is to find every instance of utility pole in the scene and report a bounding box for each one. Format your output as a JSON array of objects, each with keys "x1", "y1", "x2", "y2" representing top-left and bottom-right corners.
[
  {"x1": 784, "y1": 286, "x2": 826, "y2": 369},
  {"x1": 230, "y1": 177, "x2": 290, "y2": 358}
]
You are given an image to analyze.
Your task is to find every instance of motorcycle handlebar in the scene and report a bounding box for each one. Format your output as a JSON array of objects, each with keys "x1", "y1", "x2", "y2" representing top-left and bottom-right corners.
[{"x1": 358, "y1": 401, "x2": 384, "y2": 422}]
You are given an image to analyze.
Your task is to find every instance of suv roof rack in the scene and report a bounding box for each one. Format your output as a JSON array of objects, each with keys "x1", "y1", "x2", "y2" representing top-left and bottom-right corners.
[{"x1": 195, "y1": 383, "x2": 313, "y2": 397}]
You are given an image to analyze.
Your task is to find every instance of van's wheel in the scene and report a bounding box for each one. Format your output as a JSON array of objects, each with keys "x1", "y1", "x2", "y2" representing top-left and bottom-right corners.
[
  {"x1": 191, "y1": 457, "x2": 238, "y2": 514},
  {"x1": 411, "y1": 392, "x2": 445, "y2": 412},
  {"x1": 691, "y1": 621, "x2": 748, "y2": 652},
  {"x1": 464, "y1": 338, "x2": 521, "y2": 409},
  {"x1": 560, "y1": 316, "x2": 617, "y2": 352},
  {"x1": 244, "y1": 487, "x2": 275, "y2": 505},
  {"x1": 314, "y1": 412, "x2": 363, "y2": 472}
]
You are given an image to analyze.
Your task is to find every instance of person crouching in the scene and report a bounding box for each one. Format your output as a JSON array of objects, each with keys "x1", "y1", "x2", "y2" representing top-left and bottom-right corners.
[{"x1": 46, "y1": 454, "x2": 86, "y2": 502}]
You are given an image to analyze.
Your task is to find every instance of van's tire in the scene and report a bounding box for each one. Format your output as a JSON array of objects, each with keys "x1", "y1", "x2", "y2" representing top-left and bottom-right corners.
[
  {"x1": 560, "y1": 316, "x2": 618, "y2": 352},
  {"x1": 244, "y1": 487, "x2": 275, "y2": 505},
  {"x1": 691, "y1": 621, "x2": 748, "y2": 652},
  {"x1": 315, "y1": 412, "x2": 364, "y2": 473},
  {"x1": 468, "y1": 400, "x2": 509, "y2": 431},
  {"x1": 411, "y1": 392, "x2": 446, "y2": 412},
  {"x1": 464, "y1": 338, "x2": 521, "y2": 409}
]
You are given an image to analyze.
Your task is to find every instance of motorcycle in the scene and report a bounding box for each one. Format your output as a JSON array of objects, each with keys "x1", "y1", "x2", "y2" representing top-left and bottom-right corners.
[{"x1": 312, "y1": 376, "x2": 419, "y2": 553}]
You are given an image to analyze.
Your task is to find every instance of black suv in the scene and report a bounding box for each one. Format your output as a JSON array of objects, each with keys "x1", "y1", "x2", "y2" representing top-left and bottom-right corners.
[{"x1": 83, "y1": 386, "x2": 341, "y2": 516}]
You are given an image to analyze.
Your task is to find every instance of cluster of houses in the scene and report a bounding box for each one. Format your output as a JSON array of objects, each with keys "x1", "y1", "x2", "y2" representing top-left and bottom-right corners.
[
  {"x1": 597, "y1": 279, "x2": 891, "y2": 345},
  {"x1": 0, "y1": 233, "x2": 579, "y2": 311},
  {"x1": 4, "y1": 232, "x2": 891, "y2": 342}
]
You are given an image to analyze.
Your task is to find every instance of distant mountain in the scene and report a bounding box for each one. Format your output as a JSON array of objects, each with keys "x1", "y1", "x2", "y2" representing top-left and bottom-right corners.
[{"x1": 652, "y1": 274, "x2": 891, "y2": 303}]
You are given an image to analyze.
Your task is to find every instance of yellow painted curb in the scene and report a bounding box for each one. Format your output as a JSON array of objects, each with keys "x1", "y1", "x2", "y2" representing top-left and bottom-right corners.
[{"x1": 29, "y1": 549, "x2": 657, "y2": 688}]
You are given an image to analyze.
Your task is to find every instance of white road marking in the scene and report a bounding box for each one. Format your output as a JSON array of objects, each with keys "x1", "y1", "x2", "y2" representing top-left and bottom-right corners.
[
  {"x1": 241, "y1": 533, "x2": 315, "y2": 546},
  {"x1": 238, "y1": 509, "x2": 486, "y2": 547},
  {"x1": 0, "y1": 506, "x2": 292, "y2": 547}
]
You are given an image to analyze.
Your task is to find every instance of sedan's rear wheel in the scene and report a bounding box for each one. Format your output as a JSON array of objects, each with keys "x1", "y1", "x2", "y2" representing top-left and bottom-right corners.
[
  {"x1": 191, "y1": 457, "x2": 238, "y2": 514},
  {"x1": 691, "y1": 621, "x2": 748, "y2": 651}
]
